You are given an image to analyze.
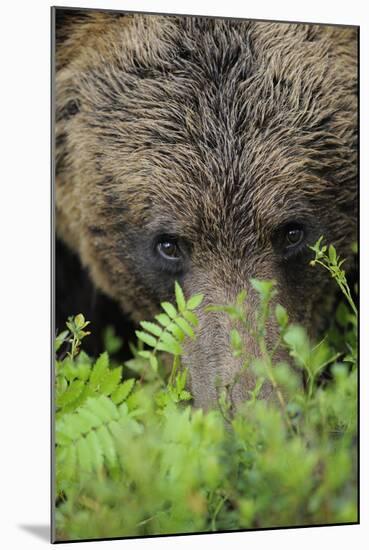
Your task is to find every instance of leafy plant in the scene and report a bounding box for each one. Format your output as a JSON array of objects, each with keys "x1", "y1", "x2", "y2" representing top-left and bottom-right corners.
[
  {"x1": 56, "y1": 350, "x2": 135, "y2": 417},
  {"x1": 310, "y1": 236, "x2": 357, "y2": 316},
  {"x1": 54, "y1": 240, "x2": 357, "y2": 541},
  {"x1": 135, "y1": 281, "x2": 203, "y2": 399}
]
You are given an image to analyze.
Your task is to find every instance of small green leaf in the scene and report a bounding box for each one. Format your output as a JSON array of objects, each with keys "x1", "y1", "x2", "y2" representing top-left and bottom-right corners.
[
  {"x1": 77, "y1": 436, "x2": 92, "y2": 473},
  {"x1": 157, "y1": 339, "x2": 183, "y2": 355},
  {"x1": 137, "y1": 350, "x2": 152, "y2": 360},
  {"x1": 140, "y1": 321, "x2": 162, "y2": 337},
  {"x1": 251, "y1": 358, "x2": 268, "y2": 377},
  {"x1": 155, "y1": 313, "x2": 171, "y2": 327},
  {"x1": 186, "y1": 293, "x2": 204, "y2": 310},
  {"x1": 236, "y1": 290, "x2": 248, "y2": 306},
  {"x1": 175, "y1": 369, "x2": 187, "y2": 392},
  {"x1": 250, "y1": 279, "x2": 276, "y2": 298},
  {"x1": 85, "y1": 395, "x2": 118, "y2": 423},
  {"x1": 161, "y1": 302, "x2": 177, "y2": 319},
  {"x1": 336, "y1": 302, "x2": 350, "y2": 327},
  {"x1": 174, "y1": 317, "x2": 195, "y2": 338},
  {"x1": 77, "y1": 408, "x2": 102, "y2": 431},
  {"x1": 275, "y1": 304, "x2": 289, "y2": 328},
  {"x1": 230, "y1": 328, "x2": 242, "y2": 351},
  {"x1": 57, "y1": 380, "x2": 85, "y2": 409},
  {"x1": 89, "y1": 352, "x2": 109, "y2": 390},
  {"x1": 96, "y1": 424, "x2": 116, "y2": 467},
  {"x1": 182, "y1": 310, "x2": 199, "y2": 327},
  {"x1": 59, "y1": 444, "x2": 77, "y2": 481},
  {"x1": 283, "y1": 325, "x2": 310, "y2": 370},
  {"x1": 85, "y1": 430, "x2": 104, "y2": 470},
  {"x1": 55, "y1": 330, "x2": 69, "y2": 353},
  {"x1": 160, "y1": 331, "x2": 182, "y2": 349},
  {"x1": 309, "y1": 236, "x2": 324, "y2": 254},
  {"x1": 329, "y1": 245, "x2": 337, "y2": 265},
  {"x1": 135, "y1": 331, "x2": 158, "y2": 348},
  {"x1": 179, "y1": 390, "x2": 192, "y2": 401},
  {"x1": 111, "y1": 379, "x2": 135, "y2": 404},
  {"x1": 149, "y1": 355, "x2": 158, "y2": 371},
  {"x1": 74, "y1": 313, "x2": 86, "y2": 329},
  {"x1": 100, "y1": 367, "x2": 122, "y2": 395},
  {"x1": 166, "y1": 323, "x2": 185, "y2": 342},
  {"x1": 103, "y1": 326, "x2": 123, "y2": 355},
  {"x1": 175, "y1": 281, "x2": 186, "y2": 312}
]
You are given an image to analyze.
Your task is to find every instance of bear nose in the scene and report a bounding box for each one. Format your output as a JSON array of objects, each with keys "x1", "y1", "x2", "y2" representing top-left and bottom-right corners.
[{"x1": 182, "y1": 301, "x2": 275, "y2": 411}]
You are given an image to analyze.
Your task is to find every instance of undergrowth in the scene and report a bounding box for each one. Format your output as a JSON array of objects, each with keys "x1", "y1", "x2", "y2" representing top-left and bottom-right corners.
[{"x1": 54, "y1": 238, "x2": 358, "y2": 541}]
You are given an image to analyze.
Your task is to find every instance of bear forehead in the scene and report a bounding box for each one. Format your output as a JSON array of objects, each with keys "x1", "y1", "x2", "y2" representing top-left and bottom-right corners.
[
  {"x1": 61, "y1": 14, "x2": 356, "y2": 244},
  {"x1": 72, "y1": 16, "x2": 355, "y2": 181}
]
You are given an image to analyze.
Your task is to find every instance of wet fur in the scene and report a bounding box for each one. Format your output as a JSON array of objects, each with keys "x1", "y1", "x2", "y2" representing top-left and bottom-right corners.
[{"x1": 55, "y1": 10, "x2": 357, "y2": 408}]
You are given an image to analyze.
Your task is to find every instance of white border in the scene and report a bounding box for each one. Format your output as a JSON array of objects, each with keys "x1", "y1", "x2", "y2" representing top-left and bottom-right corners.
[{"x1": 1, "y1": 1, "x2": 367, "y2": 548}]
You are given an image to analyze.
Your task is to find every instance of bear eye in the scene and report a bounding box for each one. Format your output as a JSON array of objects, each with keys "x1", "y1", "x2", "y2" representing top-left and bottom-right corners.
[
  {"x1": 66, "y1": 99, "x2": 80, "y2": 117},
  {"x1": 285, "y1": 225, "x2": 304, "y2": 248},
  {"x1": 156, "y1": 238, "x2": 181, "y2": 260}
]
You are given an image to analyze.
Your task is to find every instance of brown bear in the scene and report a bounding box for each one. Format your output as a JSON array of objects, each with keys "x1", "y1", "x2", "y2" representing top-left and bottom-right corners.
[{"x1": 54, "y1": 9, "x2": 358, "y2": 409}]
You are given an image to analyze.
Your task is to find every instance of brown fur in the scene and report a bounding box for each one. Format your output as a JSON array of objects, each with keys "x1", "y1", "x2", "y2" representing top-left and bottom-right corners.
[{"x1": 55, "y1": 10, "x2": 358, "y2": 409}]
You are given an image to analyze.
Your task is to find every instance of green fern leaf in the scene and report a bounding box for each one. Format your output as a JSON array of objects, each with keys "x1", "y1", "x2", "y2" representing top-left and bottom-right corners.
[
  {"x1": 57, "y1": 415, "x2": 83, "y2": 441},
  {"x1": 56, "y1": 376, "x2": 68, "y2": 396},
  {"x1": 140, "y1": 321, "x2": 162, "y2": 337},
  {"x1": 77, "y1": 407, "x2": 102, "y2": 431},
  {"x1": 186, "y1": 293, "x2": 204, "y2": 310},
  {"x1": 155, "y1": 313, "x2": 171, "y2": 327},
  {"x1": 161, "y1": 302, "x2": 177, "y2": 319},
  {"x1": 61, "y1": 386, "x2": 93, "y2": 414},
  {"x1": 71, "y1": 410, "x2": 100, "y2": 434},
  {"x1": 161, "y1": 331, "x2": 182, "y2": 348},
  {"x1": 57, "y1": 379, "x2": 85, "y2": 409},
  {"x1": 111, "y1": 379, "x2": 135, "y2": 404},
  {"x1": 157, "y1": 335, "x2": 183, "y2": 355},
  {"x1": 77, "y1": 436, "x2": 93, "y2": 474},
  {"x1": 96, "y1": 424, "x2": 117, "y2": 467},
  {"x1": 89, "y1": 352, "x2": 109, "y2": 390},
  {"x1": 85, "y1": 430, "x2": 104, "y2": 471},
  {"x1": 63, "y1": 444, "x2": 77, "y2": 480},
  {"x1": 56, "y1": 445, "x2": 77, "y2": 482},
  {"x1": 166, "y1": 323, "x2": 185, "y2": 342},
  {"x1": 175, "y1": 281, "x2": 186, "y2": 312},
  {"x1": 135, "y1": 331, "x2": 158, "y2": 348},
  {"x1": 75, "y1": 362, "x2": 91, "y2": 381},
  {"x1": 85, "y1": 395, "x2": 119, "y2": 423},
  {"x1": 55, "y1": 330, "x2": 69, "y2": 353},
  {"x1": 174, "y1": 317, "x2": 195, "y2": 338},
  {"x1": 182, "y1": 310, "x2": 199, "y2": 326},
  {"x1": 55, "y1": 427, "x2": 73, "y2": 446},
  {"x1": 100, "y1": 367, "x2": 122, "y2": 395}
]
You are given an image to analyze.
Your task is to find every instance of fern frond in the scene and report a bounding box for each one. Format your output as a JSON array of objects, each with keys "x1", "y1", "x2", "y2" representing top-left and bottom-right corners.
[
  {"x1": 56, "y1": 395, "x2": 140, "y2": 483},
  {"x1": 56, "y1": 350, "x2": 135, "y2": 416},
  {"x1": 135, "y1": 282, "x2": 203, "y2": 360}
]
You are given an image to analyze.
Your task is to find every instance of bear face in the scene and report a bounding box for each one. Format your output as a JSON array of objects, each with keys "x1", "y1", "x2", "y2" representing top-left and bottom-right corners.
[{"x1": 55, "y1": 11, "x2": 358, "y2": 409}]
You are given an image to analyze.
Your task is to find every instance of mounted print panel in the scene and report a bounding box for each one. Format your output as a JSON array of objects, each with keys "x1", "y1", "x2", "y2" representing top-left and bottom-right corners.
[{"x1": 52, "y1": 6, "x2": 358, "y2": 543}]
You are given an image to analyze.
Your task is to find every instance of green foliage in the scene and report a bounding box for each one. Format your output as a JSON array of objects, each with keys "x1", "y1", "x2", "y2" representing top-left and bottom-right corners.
[
  {"x1": 103, "y1": 325, "x2": 123, "y2": 356},
  {"x1": 56, "y1": 349, "x2": 135, "y2": 417},
  {"x1": 55, "y1": 243, "x2": 357, "y2": 541},
  {"x1": 65, "y1": 314, "x2": 91, "y2": 359},
  {"x1": 310, "y1": 236, "x2": 357, "y2": 316}
]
